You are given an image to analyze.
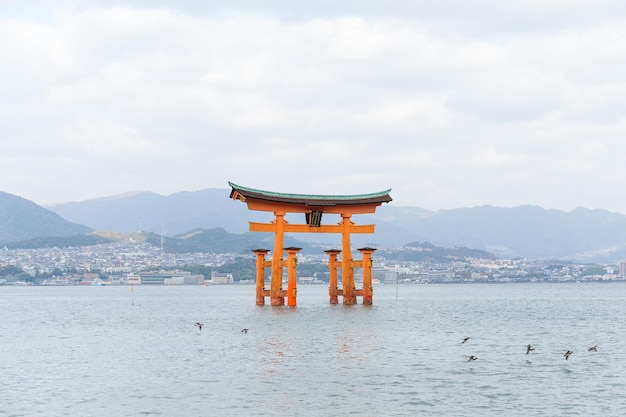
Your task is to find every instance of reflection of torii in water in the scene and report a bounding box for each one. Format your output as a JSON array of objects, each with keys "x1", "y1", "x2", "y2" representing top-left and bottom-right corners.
[{"x1": 229, "y1": 182, "x2": 392, "y2": 306}]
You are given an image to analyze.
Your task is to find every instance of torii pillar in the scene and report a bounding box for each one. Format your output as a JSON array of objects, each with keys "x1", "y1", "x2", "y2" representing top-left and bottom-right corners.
[
  {"x1": 358, "y1": 247, "x2": 376, "y2": 305},
  {"x1": 252, "y1": 248, "x2": 270, "y2": 305},
  {"x1": 341, "y1": 213, "x2": 357, "y2": 305},
  {"x1": 284, "y1": 247, "x2": 301, "y2": 307},
  {"x1": 325, "y1": 249, "x2": 341, "y2": 304},
  {"x1": 270, "y1": 212, "x2": 286, "y2": 306}
]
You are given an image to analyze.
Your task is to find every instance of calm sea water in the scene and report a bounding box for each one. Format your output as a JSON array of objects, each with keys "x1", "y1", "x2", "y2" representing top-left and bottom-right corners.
[{"x1": 2, "y1": 283, "x2": 626, "y2": 416}]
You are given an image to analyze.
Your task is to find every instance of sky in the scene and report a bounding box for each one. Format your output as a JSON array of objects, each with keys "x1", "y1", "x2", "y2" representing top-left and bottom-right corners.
[{"x1": 3, "y1": 1, "x2": 626, "y2": 213}]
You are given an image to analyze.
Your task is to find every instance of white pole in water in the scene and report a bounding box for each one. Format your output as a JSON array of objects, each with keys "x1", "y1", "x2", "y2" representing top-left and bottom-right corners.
[{"x1": 131, "y1": 287, "x2": 134, "y2": 306}]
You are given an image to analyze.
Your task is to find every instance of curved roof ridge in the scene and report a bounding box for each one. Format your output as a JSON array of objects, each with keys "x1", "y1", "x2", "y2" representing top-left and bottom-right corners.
[{"x1": 228, "y1": 181, "x2": 392, "y2": 201}]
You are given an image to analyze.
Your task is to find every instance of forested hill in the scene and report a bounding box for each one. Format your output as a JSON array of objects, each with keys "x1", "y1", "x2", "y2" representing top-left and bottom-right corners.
[{"x1": 0, "y1": 192, "x2": 91, "y2": 243}]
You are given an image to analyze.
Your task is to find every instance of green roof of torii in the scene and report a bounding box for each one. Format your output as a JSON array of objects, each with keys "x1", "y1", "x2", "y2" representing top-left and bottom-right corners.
[{"x1": 228, "y1": 181, "x2": 392, "y2": 206}]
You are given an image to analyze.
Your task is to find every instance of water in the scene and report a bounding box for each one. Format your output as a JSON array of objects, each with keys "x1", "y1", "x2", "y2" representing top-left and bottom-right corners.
[{"x1": 2, "y1": 283, "x2": 626, "y2": 416}]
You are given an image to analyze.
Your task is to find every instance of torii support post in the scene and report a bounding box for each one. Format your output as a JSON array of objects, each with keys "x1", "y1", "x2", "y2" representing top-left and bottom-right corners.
[
  {"x1": 285, "y1": 247, "x2": 301, "y2": 307},
  {"x1": 252, "y1": 249, "x2": 270, "y2": 305},
  {"x1": 325, "y1": 249, "x2": 341, "y2": 304},
  {"x1": 341, "y1": 214, "x2": 356, "y2": 305},
  {"x1": 270, "y1": 211, "x2": 286, "y2": 306},
  {"x1": 358, "y1": 247, "x2": 376, "y2": 305}
]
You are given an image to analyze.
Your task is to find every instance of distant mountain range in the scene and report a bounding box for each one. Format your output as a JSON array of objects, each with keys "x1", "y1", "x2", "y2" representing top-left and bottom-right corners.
[
  {"x1": 0, "y1": 192, "x2": 91, "y2": 242},
  {"x1": 2, "y1": 188, "x2": 626, "y2": 262}
]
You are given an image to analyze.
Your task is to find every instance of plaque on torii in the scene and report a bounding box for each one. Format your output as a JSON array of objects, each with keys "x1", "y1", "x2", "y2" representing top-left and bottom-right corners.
[{"x1": 229, "y1": 182, "x2": 392, "y2": 306}]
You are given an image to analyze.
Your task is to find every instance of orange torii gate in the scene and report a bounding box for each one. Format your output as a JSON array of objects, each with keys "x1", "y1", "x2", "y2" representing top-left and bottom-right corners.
[{"x1": 229, "y1": 182, "x2": 392, "y2": 306}]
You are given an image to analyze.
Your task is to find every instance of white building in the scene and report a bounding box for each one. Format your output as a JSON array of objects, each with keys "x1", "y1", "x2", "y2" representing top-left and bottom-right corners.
[
  {"x1": 210, "y1": 271, "x2": 234, "y2": 284},
  {"x1": 127, "y1": 273, "x2": 141, "y2": 285}
]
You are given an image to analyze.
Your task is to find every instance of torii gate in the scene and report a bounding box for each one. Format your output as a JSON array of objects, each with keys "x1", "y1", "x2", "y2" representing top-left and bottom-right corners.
[{"x1": 229, "y1": 182, "x2": 392, "y2": 306}]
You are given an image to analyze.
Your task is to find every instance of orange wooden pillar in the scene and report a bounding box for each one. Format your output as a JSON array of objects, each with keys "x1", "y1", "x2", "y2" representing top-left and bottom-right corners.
[
  {"x1": 358, "y1": 247, "x2": 376, "y2": 305},
  {"x1": 285, "y1": 247, "x2": 301, "y2": 307},
  {"x1": 252, "y1": 249, "x2": 270, "y2": 305},
  {"x1": 341, "y1": 213, "x2": 356, "y2": 305},
  {"x1": 325, "y1": 249, "x2": 341, "y2": 304},
  {"x1": 270, "y1": 211, "x2": 286, "y2": 306}
]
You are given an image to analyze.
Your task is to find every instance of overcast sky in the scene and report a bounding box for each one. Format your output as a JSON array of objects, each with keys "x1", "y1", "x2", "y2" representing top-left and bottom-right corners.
[{"x1": 3, "y1": 1, "x2": 626, "y2": 213}]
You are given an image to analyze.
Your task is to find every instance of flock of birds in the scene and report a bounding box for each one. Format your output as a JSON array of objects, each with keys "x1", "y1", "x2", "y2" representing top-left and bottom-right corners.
[
  {"x1": 192, "y1": 325, "x2": 599, "y2": 363},
  {"x1": 461, "y1": 337, "x2": 598, "y2": 362}
]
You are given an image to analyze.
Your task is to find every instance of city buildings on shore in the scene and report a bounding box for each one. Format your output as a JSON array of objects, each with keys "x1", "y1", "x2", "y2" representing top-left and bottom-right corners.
[{"x1": 1, "y1": 241, "x2": 624, "y2": 286}]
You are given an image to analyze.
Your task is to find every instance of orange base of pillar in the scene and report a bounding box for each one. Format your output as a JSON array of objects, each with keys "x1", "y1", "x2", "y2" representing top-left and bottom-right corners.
[
  {"x1": 343, "y1": 296, "x2": 357, "y2": 305},
  {"x1": 271, "y1": 297, "x2": 285, "y2": 306},
  {"x1": 256, "y1": 297, "x2": 265, "y2": 305},
  {"x1": 329, "y1": 286, "x2": 338, "y2": 304}
]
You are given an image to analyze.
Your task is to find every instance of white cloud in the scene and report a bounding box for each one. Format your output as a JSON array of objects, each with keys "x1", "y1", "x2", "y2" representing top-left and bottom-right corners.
[{"x1": 2, "y1": 2, "x2": 626, "y2": 213}]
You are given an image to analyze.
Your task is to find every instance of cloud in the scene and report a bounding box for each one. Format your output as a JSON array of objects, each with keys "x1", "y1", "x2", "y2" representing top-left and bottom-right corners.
[{"x1": 2, "y1": 2, "x2": 626, "y2": 214}]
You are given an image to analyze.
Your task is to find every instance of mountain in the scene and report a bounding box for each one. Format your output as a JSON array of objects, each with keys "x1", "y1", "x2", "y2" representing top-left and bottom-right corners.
[
  {"x1": 48, "y1": 189, "x2": 419, "y2": 241},
  {"x1": 3, "y1": 227, "x2": 318, "y2": 256},
  {"x1": 47, "y1": 189, "x2": 626, "y2": 262},
  {"x1": 0, "y1": 192, "x2": 92, "y2": 243},
  {"x1": 376, "y1": 241, "x2": 497, "y2": 263},
  {"x1": 3, "y1": 234, "x2": 111, "y2": 249},
  {"x1": 370, "y1": 204, "x2": 626, "y2": 261},
  {"x1": 151, "y1": 228, "x2": 317, "y2": 254},
  {"x1": 47, "y1": 189, "x2": 269, "y2": 235}
]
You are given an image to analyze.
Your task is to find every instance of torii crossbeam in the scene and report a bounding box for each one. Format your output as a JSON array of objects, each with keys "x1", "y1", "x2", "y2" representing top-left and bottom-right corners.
[{"x1": 229, "y1": 182, "x2": 392, "y2": 306}]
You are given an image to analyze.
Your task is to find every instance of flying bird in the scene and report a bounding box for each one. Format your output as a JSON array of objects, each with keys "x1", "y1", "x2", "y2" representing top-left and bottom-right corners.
[
  {"x1": 526, "y1": 344, "x2": 535, "y2": 355},
  {"x1": 195, "y1": 322, "x2": 203, "y2": 331},
  {"x1": 564, "y1": 350, "x2": 573, "y2": 360},
  {"x1": 241, "y1": 328, "x2": 249, "y2": 334},
  {"x1": 461, "y1": 337, "x2": 470, "y2": 344},
  {"x1": 588, "y1": 345, "x2": 598, "y2": 352},
  {"x1": 468, "y1": 355, "x2": 478, "y2": 362}
]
